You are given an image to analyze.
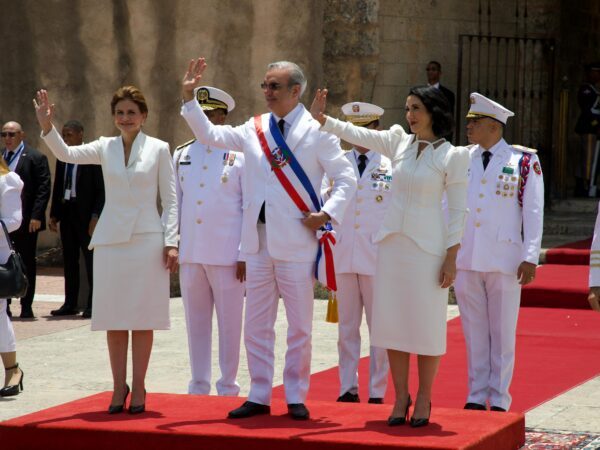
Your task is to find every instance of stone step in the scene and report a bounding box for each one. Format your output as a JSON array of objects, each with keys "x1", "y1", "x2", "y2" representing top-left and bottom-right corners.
[
  {"x1": 549, "y1": 198, "x2": 599, "y2": 214},
  {"x1": 543, "y1": 212, "x2": 596, "y2": 236},
  {"x1": 539, "y1": 234, "x2": 591, "y2": 264}
]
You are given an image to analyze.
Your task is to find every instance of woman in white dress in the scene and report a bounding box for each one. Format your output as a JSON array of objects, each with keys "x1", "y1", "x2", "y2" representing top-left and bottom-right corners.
[
  {"x1": 34, "y1": 87, "x2": 178, "y2": 414},
  {"x1": 0, "y1": 158, "x2": 24, "y2": 397},
  {"x1": 311, "y1": 86, "x2": 469, "y2": 427}
]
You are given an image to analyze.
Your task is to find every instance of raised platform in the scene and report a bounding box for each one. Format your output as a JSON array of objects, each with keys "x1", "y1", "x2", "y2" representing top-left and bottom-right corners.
[
  {"x1": 521, "y1": 264, "x2": 589, "y2": 309},
  {"x1": 0, "y1": 393, "x2": 524, "y2": 450}
]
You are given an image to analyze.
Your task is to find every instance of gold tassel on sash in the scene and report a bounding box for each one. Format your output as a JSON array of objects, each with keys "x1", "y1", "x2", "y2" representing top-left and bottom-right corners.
[{"x1": 326, "y1": 291, "x2": 338, "y2": 323}]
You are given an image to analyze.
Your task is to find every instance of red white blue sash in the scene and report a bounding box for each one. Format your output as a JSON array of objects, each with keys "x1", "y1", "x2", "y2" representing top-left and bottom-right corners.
[{"x1": 254, "y1": 114, "x2": 337, "y2": 292}]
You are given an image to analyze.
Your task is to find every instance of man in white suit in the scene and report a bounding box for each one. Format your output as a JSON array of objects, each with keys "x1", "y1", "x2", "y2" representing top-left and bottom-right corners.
[
  {"x1": 322, "y1": 102, "x2": 390, "y2": 404},
  {"x1": 180, "y1": 58, "x2": 356, "y2": 420},
  {"x1": 175, "y1": 86, "x2": 245, "y2": 396},
  {"x1": 455, "y1": 93, "x2": 544, "y2": 412}
]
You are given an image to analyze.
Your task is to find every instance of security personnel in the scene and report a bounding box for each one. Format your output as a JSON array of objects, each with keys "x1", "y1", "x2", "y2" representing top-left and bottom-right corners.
[
  {"x1": 322, "y1": 102, "x2": 390, "y2": 404},
  {"x1": 454, "y1": 93, "x2": 544, "y2": 412},
  {"x1": 175, "y1": 86, "x2": 245, "y2": 396}
]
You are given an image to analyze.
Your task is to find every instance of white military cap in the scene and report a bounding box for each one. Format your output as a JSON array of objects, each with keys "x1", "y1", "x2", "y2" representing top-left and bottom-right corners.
[
  {"x1": 342, "y1": 102, "x2": 384, "y2": 126},
  {"x1": 194, "y1": 86, "x2": 235, "y2": 112},
  {"x1": 466, "y1": 92, "x2": 514, "y2": 124}
]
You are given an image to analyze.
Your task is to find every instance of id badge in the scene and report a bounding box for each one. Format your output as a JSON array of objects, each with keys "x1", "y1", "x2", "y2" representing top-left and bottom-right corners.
[{"x1": 64, "y1": 189, "x2": 71, "y2": 200}]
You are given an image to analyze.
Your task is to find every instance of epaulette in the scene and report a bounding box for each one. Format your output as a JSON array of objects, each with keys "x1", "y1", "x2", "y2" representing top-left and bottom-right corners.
[
  {"x1": 512, "y1": 144, "x2": 537, "y2": 155},
  {"x1": 175, "y1": 139, "x2": 196, "y2": 151}
]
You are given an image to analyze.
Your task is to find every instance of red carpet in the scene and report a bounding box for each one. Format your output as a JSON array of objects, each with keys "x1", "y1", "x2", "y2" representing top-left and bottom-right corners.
[
  {"x1": 0, "y1": 393, "x2": 524, "y2": 450},
  {"x1": 274, "y1": 308, "x2": 600, "y2": 413},
  {"x1": 545, "y1": 238, "x2": 592, "y2": 265},
  {"x1": 520, "y1": 264, "x2": 589, "y2": 309}
]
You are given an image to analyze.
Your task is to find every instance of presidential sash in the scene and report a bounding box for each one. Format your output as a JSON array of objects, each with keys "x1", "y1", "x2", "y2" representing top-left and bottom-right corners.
[{"x1": 253, "y1": 114, "x2": 337, "y2": 292}]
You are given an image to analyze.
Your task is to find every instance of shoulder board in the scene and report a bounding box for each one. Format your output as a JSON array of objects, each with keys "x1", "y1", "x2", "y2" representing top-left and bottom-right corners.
[
  {"x1": 175, "y1": 139, "x2": 196, "y2": 151},
  {"x1": 512, "y1": 144, "x2": 537, "y2": 155}
]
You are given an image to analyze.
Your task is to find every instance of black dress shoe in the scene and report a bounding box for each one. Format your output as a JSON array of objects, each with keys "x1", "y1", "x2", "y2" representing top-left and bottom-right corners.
[
  {"x1": 387, "y1": 395, "x2": 411, "y2": 426},
  {"x1": 51, "y1": 306, "x2": 79, "y2": 316},
  {"x1": 228, "y1": 401, "x2": 270, "y2": 419},
  {"x1": 337, "y1": 391, "x2": 360, "y2": 403},
  {"x1": 82, "y1": 309, "x2": 92, "y2": 319},
  {"x1": 409, "y1": 401, "x2": 431, "y2": 428},
  {"x1": 288, "y1": 403, "x2": 309, "y2": 420},
  {"x1": 108, "y1": 384, "x2": 130, "y2": 414},
  {"x1": 0, "y1": 364, "x2": 24, "y2": 397},
  {"x1": 490, "y1": 406, "x2": 507, "y2": 412},
  {"x1": 464, "y1": 402, "x2": 487, "y2": 411},
  {"x1": 128, "y1": 389, "x2": 146, "y2": 415},
  {"x1": 368, "y1": 397, "x2": 383, "y2": 404},
  {"x1": 19, "y1": 307, "x2": 34, "y2": 319}
]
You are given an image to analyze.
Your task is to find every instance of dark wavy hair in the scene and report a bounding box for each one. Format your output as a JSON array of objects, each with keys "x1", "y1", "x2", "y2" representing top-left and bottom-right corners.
[{"x1": 408, "y1": 86, "x2": 454, "y2": 138}]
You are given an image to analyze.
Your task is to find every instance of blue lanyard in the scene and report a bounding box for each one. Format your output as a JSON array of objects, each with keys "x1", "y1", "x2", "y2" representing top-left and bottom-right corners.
[{"x1": 3, "y1": 143, "x2": 24, "y2": 166}]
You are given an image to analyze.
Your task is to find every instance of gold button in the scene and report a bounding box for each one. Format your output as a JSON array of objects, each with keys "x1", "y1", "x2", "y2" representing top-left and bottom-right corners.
[
  {"x1": 475, "y1": 222, "x2": 481, "y2": 227},
  {"x1": 207, "y1": 149, "x2": 212, "y2": 153},
  {"x1": 358, "y1": 185, "x2": 363, "y2": 190},
  {"x1": 196, "y1": 219, "x2": 202, "y2": 224},
  {"x1": 354, "y1": 224, "x2": 360, "y2": 229},
  {"x1": 355, "y1": 210, "x2": 361, "y2": 216},
  {"x1": 197, "y1": 200, "x2": 203, "y2": 205},
  {"x1": 203, "y1": 165, "x2": 208, "y2": 170},
  {"x1": 200, "y1": 183, "x2": 205, "y2": 188},
  {"x1": 476, "y1": 208, "x2": 481, "y2": 212},
  {"x1": 356, "y1": 198, "x2": 363, "y2": 203},
  {"x1": 479, "y1": 193, "x2": 484, "y2": 198},
  {"x1": 481, "y1": 179, "x2": 487, "y2": 184}
]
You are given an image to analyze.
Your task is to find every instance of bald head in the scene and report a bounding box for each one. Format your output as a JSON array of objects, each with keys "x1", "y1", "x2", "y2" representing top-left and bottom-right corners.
[{"x1": 1, "y1": 121, "x2": 24, "y2": 151}]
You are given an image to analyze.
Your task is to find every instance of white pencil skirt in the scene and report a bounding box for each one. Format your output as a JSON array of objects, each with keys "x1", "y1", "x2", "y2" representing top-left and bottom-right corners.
[
  {"x1": 371, "y1": 232, "x2": 448, "y2": 356},
  {"x1": 91, "y1": 232, "x2": 170, "y2": 331}
]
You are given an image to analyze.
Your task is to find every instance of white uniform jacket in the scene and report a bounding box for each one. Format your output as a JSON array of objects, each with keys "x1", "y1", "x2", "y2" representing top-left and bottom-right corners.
[
  {"x1": 181, "y1": 101, "x2": 356, "y2": 263},
  {"x1": 174, "y1": 140, "x2": 244, "y2": 265},
  {"x1": 322, "y1": 150, "x2": 392, "y2": 275},
  {"x1": 42, "y1": 127, "x2": 178, "y2": 249},
  {"x1": 456, "y1": 139, "x2": 544, "y2": 274},
  {"x1": 590, "y1": 202, "x2": 600, "y2": 286},
  {"x1": 321, "y1": 118, "x2": 469, "y2": 257},
  {"x1": 0, "y1": 172, "x2": 24, "y2": 254}
]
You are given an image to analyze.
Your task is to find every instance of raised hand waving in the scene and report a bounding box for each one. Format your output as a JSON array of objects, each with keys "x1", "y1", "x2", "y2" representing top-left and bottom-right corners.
[
  {"x1": 33, "y1": 89, "x2": 55, "y2": 135},
  {"x1": 182, "y1": 58, "x2": 208, "y2": 102},
  {"x1": 310, "y1": 88, "x2": 328, "y2": 126}
]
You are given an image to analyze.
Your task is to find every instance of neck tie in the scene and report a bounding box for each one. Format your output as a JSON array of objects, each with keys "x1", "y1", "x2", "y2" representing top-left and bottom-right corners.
[
  {"x1": 65, "y1": 163, "x2": 74, "y2": 193},
  {"x1": 4, "y1": 151, "x2": 14, "y2": 164},
  {"x1": 357, "y1": 154, "x2": 368, "y2": 177},
  {"x1": 278, "y1": 119, "x2": 286, "y2": 138},
  {"x1": 482, "y1": 151, "x2": 492, "y2": 170}
]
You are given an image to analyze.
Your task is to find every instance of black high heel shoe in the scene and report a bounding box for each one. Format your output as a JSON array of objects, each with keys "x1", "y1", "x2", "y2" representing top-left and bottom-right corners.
[
  {"x1": 129, "y1": 389, "x2": 146, "y2": 414},
  {"x1": 387, "y1": 395, "x2": 412, "y2": 426},
  {"x1": 0, "y1": 363, "x2": 24, "y2": 397},
  {"x1": 410, "y1": 401, "x2": 431, "y2": 428},
  {"x1": 108, "y1": 384, "x2": 130, "y2": 414}
]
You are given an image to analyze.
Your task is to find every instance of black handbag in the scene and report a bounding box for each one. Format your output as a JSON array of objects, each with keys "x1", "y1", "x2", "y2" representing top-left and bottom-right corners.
[{"x1": 0, "y1": 220, "x2": 28, "y2": 298}]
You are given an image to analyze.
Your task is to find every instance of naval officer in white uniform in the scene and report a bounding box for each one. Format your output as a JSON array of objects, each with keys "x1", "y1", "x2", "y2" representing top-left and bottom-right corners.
[
  {"x1": 175, "y1": 86, "x2": 245, "y2": 396},
  {"x1": 181, "y1": 58, "x2": 356, "y2": 420},
  {"x1": 587, "y1": 205, "x2": 600, "y2": 312},
  {"x1": 322, "y1": 102, "x2": 390, "y2": 404},
  {"x1": 455, "y1": 93, "x2": 544, "y2": 412}
]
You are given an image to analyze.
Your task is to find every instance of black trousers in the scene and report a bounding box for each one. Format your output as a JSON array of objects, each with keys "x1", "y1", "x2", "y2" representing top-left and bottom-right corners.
[
  {"x1": 10, "y1": 229, "x2": 38, "y2": 309},
  {"x1": 60, "y1": 202, "x2": 93, "y2": 311}
]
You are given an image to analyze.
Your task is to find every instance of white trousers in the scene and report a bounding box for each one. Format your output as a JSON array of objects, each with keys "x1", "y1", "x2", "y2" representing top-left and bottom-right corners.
[
  {"x1": 336, "y1": 273, "x2": 388, "y2": 399},
  {"x1": 245, "y1": 224, "x2": 315, "y2": 405},
  {"x1": 180, "y1": 263, "x2": 245, "y2": 396},
  {"x1": 0, "y1": 299, "x2": 16, "y2": 353},
  {"x1": 454, "y1": 270, "x2": 521, "y2": 410}
]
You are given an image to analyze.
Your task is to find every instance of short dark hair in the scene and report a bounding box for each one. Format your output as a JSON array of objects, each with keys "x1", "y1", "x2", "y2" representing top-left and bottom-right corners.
[
  {"x1": 427, "y1": 61, "x2": 442, "y2": 71},
  {"x1": 63, "y1": 120, "x2": 84, "y2": 133},
  {"x1": 408, "y1": 85, "x2": 454, "y2": 138},
  {"x1": 111, "y1": 85, "x2": 148, "y2": 115}
]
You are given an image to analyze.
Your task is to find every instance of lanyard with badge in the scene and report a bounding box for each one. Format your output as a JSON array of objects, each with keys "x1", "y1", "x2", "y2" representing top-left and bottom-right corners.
[{"x1": 3, "y1": 143, "x2": 24, "y2": 167}]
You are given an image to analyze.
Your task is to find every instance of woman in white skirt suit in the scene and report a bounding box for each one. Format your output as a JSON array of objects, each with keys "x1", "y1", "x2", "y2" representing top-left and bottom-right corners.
[
  {"x1": 34, "y1": 87, "x2": 178, "y2": 414},
  {"x1": 0, "y1": 159, "x2": 24, "y2": 397},
  {"x1": 311, "y1": 86, "x2": 469, "y2": 427}
]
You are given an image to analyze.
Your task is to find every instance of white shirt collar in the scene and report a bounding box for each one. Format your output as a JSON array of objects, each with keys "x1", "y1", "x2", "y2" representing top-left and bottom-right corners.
[
  {"x1": 479, "y1": 138, "x2": 506, "y2": 156},
  {"x1": 272, "y1": 103, "x2": 304, "y2": 128},
  {"x1": 429, "y1": 82, "x2": 440, "y2": 89},
  {"x1": 353, "y1": 148, "x2": 374, "y2": 162}
]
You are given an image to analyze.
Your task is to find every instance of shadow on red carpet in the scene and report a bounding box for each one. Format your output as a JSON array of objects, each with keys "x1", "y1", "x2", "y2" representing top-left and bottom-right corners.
[
  {"x1": 520, "y1": 265, "x2": 589, "y2": 308},
  {"x1": 545, "y1": 237, "x2": 592, "y2": 265}
]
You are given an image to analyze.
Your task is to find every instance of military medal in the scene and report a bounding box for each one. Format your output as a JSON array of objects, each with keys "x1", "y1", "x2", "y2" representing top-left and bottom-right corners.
[
  {"x1": 228, "y1": 153, "x2": 236, "y2": 166},
  {"x1": 502, "y1": 166, "x2": 514, "y2": 174},
  {"x1": 221, "y1": 174, "x2": 228, "y2": 183},
  {"x1": 533, "y1": 161, "x2": 542, "y2": 175},
  {"x1": 223, "y1": 153, "x2": 228, "y2": 165},
  {"x1": 376, "y1": 194, "x2": 383, "y2": 203}
]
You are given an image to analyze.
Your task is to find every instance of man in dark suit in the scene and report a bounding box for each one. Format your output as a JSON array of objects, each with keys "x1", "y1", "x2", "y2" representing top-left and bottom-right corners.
[
  {"x1": 426, "y1": 61, "x2": 456, "y2": 142},
  {"x1": 49, "y1": 120, "x2": 104, "y2": 318},
  {"x1": 2, "y1": 121, "x2": 51, "y2": 318}
]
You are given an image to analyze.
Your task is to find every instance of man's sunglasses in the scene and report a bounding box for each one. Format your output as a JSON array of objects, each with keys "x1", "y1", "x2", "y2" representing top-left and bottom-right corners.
[{"x1": 1, "y1": 132, "x2": 18, "y2": 138}]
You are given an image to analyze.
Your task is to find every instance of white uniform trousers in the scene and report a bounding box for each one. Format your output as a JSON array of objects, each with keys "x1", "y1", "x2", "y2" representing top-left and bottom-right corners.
[
  {"x1": 336, "y1": 273, "x2": 389, "y2": 399},
  {"x1": 245, "y1": 224, "x2": 315, "y2": 405},
  {"x1": 180, "y1": 263, "x2": 244, "y2": 396},
  {"x1": 454, "y1": 270, "x2": 521, "y2": 410},
  {"x1": 0, "y1": 299, "x2": 16, "y2": 353}
]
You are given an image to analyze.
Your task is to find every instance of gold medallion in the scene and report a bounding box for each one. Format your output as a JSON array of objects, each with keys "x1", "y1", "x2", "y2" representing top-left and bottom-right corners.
[
  {"x1": 376, "y1": 195, "x2": 383, "y2": 203},
  {"x1": 221, "y1": 175, "x2": 228, "y2": 183}
]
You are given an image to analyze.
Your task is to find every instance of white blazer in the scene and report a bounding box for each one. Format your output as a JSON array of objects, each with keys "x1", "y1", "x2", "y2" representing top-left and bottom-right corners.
[
  {"x1": 590, "y1": 202, "x2": 600, "y2": 287},
  {"x1": 181, "y1": 101, "x2": 356, "y2": 263},
  {"x1": 42, "y1": 127, "x2": 178, "y2": 249},
  {"x1": 174, "y1": 140, "x2": 244, "y2": 265},
  {"x1": 0, "y1": 172, "x2": 24, "y2": 258},
  {"x1": 456, "y1": 139, "x2": 544, "y2": 275},
  {"x1": 322, "y1": 150, "x2": 392, "y2": 275}
]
